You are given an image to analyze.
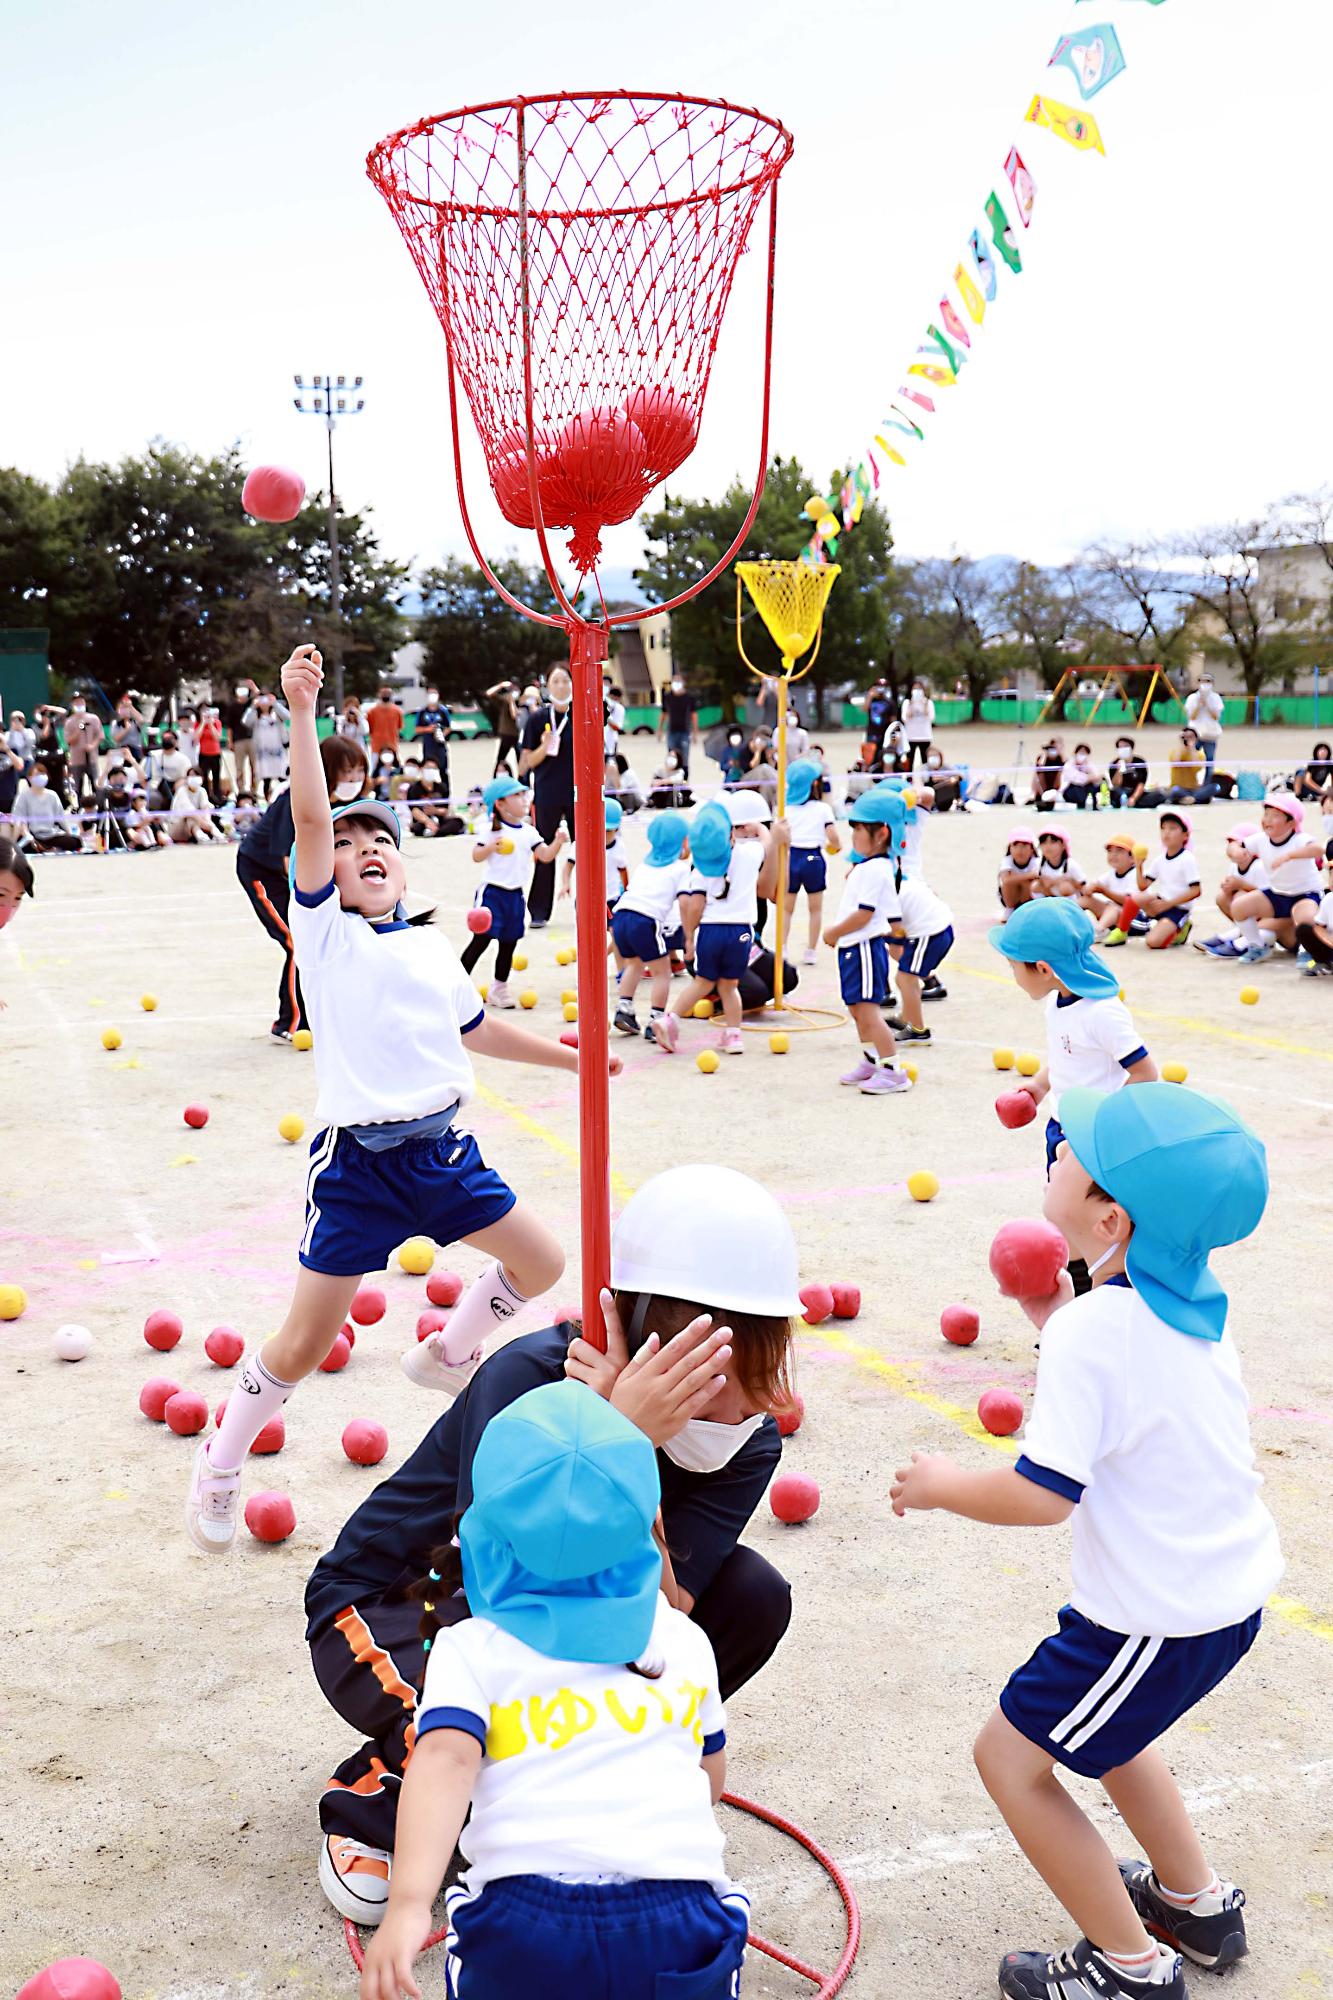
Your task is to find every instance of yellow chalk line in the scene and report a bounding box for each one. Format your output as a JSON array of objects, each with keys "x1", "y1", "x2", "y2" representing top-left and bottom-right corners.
[{"x1": 472, "y1": 1080, "x2": 637, "y2": 1205}]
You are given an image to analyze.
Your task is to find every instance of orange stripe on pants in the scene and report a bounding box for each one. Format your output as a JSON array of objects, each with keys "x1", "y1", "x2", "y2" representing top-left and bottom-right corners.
[
  {"x1": 253, "y1": 877, "x2": 303, "y2": 1033},
  {"x1": 332, "y1": 1605, "x2": 419, "y2": 1765}
]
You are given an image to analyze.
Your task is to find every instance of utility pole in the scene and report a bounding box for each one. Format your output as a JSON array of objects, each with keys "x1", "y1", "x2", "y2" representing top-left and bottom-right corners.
[{"x1": 293, "y1": 373, "x2": 364, "y2": 712}]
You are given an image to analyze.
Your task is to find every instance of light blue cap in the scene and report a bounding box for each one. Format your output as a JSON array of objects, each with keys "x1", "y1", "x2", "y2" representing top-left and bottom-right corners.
[
  {"x1": 784, "y1": 759, "x2": 820, "y2": 808},
  {"x1": 646, "y1": 809, "x2": 688, "y2": 866},
  {"x1": 689, "y1": 800, "x2": 734, "y2": 879},
  {"x1": 459, "y1": 1381, "x2": 661, "y2": 1664},
  {"x1": 604, "y1": 797, "x2": 623, "y2": 830},
  {"x1": 288, "y1": 798, "x2": 403, "y2": 894},
  {"x1": 989, "y1": 898, "x2": 1119, "y2": 1001},
  {"x1": 483, "y1": 775, "x2": 528, "y2": 811},
  {"x1": 846, "y1": 786, "x2": 906, "y2": 857},
  {"x1": 881, "y1": 774, "x2": 919, "y2": 823},
  {"x1": 1059, "y1": 1084, "x2": 1268, "y2": 1341}
]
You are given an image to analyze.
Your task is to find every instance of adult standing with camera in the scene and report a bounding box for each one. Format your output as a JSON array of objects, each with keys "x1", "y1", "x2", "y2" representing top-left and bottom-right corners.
[{"x1": 518, "y1": 664, "x2": 577, "y2": 927}]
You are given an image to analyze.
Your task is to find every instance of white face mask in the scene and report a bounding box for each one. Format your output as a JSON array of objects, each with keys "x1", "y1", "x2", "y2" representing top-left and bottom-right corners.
[
  {"x1": 334, "y1": 779, "x2": 363, "y2": 802},
  {"x1": 31, "y1": 773, "x2": 48, "y2": 789},
  {"x1": 661, "y1": 1412, "x2": 765, "y2": 1475}
]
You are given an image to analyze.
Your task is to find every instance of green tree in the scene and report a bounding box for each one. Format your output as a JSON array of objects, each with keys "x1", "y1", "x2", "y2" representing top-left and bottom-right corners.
[
  {"x1": 1170, "y1": 514, "x2": 1325, "y2": 700},
  {"x1": 0, "y1": 468, "x2": 71, "y2": 631},
  {"x1": 413, "y1": 557, "x2": 571, "y2": 702},
  {"x1": 888, "y1": 554, "x2": 1009, "y2": 716}
]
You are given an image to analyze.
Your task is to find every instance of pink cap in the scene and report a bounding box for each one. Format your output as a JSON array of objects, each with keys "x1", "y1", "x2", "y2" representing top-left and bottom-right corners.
[
  {"x1": 1227, "y1": 821, "x2": 1260, "y2": 843},
  {"x1": 1037, "y1": 826, "x2": 1070, "y2": 852},
  {"x1": 1007, "y1": 825, "x2": 1037, "y2": 849},
  {"x1": 1263, "y1": 790, "x2": 1304, "y2": 828},
  {"x1": 1159, "y1": 805, "x2": 1193, "y2": 843}
]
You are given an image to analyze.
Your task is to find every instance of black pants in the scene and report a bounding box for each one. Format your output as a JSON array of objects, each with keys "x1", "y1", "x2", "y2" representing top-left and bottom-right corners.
[
  {"x1": 311, "y1": 1543, "x2": 791, "y2": 1851},
  {"x1": 461, "y1": 934, "x2": 516, "y2": 983},
  {"x1": 906, "y1": 739, "x2": 931, "y2": 769},
  {"x1": 1063, "y1": 782, "x2": 1096, "y2": 809},
  {"x1": 200, "y1": 752, "x2": 223, "y2": 802},
  {"x1": 527, "y1": 783, "x2": 576, "y2": 924},
  {"x1": 236, "y1": 854, "x2": 305, "y2": 1032},
  {"x1": 1297, "y1": 922, "x2": 1333, "y2": 965},
  {"x1": 493, "y1": 736, "x2": 518, "y2": 777}
]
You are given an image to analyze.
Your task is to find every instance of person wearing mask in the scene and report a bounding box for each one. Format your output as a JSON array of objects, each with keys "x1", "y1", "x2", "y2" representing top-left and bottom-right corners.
[
  {"x1": 5, "y1": 711, "x2": 35, "y2": 774},
  {"x1": 603, "y1": 676, "x2": 627, "y2": 792},
  {"x1": 406, "y1": 761, "x2": 450, "y2": 837},
  {"x1": 902, "y1": 680, "x2": 936, "y2": 770},
  {"x1": 863, "y1": 678, "x2": 897, "y2": 772},
  {"x1": 0, "y1": 743, "x2": 25, "y2": 830},
  {"x1": 224, "y1": 679, "x2": 259, "y2": 793},
  {"x1": 197, "y1": 706, "x2": 225, "y2": 803},
  {"x1": 1061, "y1": 743, "x2": 1101, "y2": 810},
  {"x1": 1184, "y1": 672, "x2": 1225, "y2": 771},
  {"x1": 1108, "y1": 738, "x2": 1148, "y2": 810},
  {"x1": 96, "y1": 764, "x2": 140, "y2": 850},
  {"x1": 145, "y1": 731, "x2": 191, "y2": 811},
  {"x1": 484, "y1": 680, "x2": 521, "y2": 776},
  {"x1": 62, "y1": 695, "x2": 103, "y2": 812},
  {"x1": 783, "y1": 705, "x2": 810, "y2": 762},
  {"x1": 1293, "y1": 742, "x2": 1333, "y2": 810},
  {"x1": 366, "y1": 687, "x2": 405, "y2": 770},
  {"x1": 658, "y1": 673, "x2": 698, "y2": 779},
  {"x1": 110, "y1": 696, "x2": 148, "y2": 762},
  {"x1": 13, "y1": 762, "x2": 82, "y2": 852},
  {"x1": 243, "y1": 687, "x2": 291, "y2": 800},
  {"x1": 518, "y1": 665, "x2": 578, "y2": 926},
  {"x1": 32, "y1": 708, "x2": 70, "y2": 802},
  {"x1": 1168, "y1": 728, "x2": 1215, "y2": 806},
  {"x1": 411, "y1": 684, "x2": 453, "y2": 800},
  {"x1": 335, "y1": 696, "x2": 370, "y2": 752}
]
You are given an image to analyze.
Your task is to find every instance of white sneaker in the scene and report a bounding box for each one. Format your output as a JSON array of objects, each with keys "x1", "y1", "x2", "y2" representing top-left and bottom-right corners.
[
  {"x1": 802, "y1": 947, "x2": 818, "y2": 966},
  {"x1": 184, "y1": 1439, "x2": 241, "y2": 1554},
  {"x1": 488, "y1": 980, "x2": 516, "y2": 1009},
  {"x1": 400, "y1": 1331, "x2": 484, "y2": 1396},
  {"x1": 319, "y1": 1834, "x2": 392, "y2": 1925}
]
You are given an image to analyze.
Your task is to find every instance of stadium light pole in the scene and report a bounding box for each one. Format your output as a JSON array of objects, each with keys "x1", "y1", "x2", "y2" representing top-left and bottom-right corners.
[{"x1": 292, "y1": 373, "x2": 365, "y2": 711}]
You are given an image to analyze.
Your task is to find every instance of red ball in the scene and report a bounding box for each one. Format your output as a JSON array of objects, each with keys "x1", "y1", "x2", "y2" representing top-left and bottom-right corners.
[
  {"x1": 319, "y1": 1332, "x2": 352, "y2": 1373},
  {"x1": 210, "y1": 1402, "x2": 283, "y2": 1453},
  {"x1": 774, "y1": 1393, "x2": 805, "y2": 1438},
  {"x1": 544, "y1": 406, "x2": 649, "y2": 531},
  {"x1": 978, "y1": 1388, "x2": 1025, "y2": 1437},
  {"x1": 769, "y1": 1470, "x2": 820, "y2": 1524},
  {"x1": 995, "y1": 1090, "x2": 1038, "y2": 1130},
  {"x1": 143, "y1": 1309, "x2": 182, "y2": 1351},
  {"x1": 830, "y1": 1283, "x2": 861, "y2": 1320},
  {"x1": 989, "y1": 1219, "x2": 1069, "y2": 1300},
  {"x1": 552, "y1": 1302, "x2": 582, "y2": 1329},
  {"x1": 350, "y1": 1287, "x2": 386, "y2": 1326},
  {"x1": 164, "y1": 1389, "x2": 208, "y2": 1436},
  {"x1": 559, "y1": 1028, "x2": 579, "y2": 1049},
  {"x1": 623, "y1": 385, "x2": 698, "y2": 476},
  {"x1": 182, "y1": 1102, "x2": 210, "y2": 1129},
  {"x1": 940, "y1": 1304, "x2": 981, "y2": 1347},
  {"x1": 245, "y1": 1490, "x2": 296, "y2": 1543},
  {"x1": 426, "y1": 1271, "x2": 464, "y2": 1309},
  {"x1": 204, "y1": 1326, "x2": 244, "y2": 1367},
  {"x1": 466, "y1": 907, "x2": 493, "y2": 935},
  {"x1": 799, "y1": 1283, "x2": 835, "y2": 1326},
  {"x1": 138, "y1": 1377, "x2": 180, "y2": 1422},
  {"x1": 242, "y1": 464, "x2": 306, "y2": 524},
  {"x1": 416, "y1": 1308, "x2": 448, "y2": 1342},
  {"x1": 341, "y1": 1320, "x2": 357, "y2": 1348},
  {"x1": 16, "y1": 1959, "x2": 121, "y2": 2000},
  {"x1": 342, "y1": 1419, "x2": 389, "y2": 1466}
]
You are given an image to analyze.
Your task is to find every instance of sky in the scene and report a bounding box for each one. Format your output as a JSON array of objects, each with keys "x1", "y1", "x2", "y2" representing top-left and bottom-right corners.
[{"x1": 4, "y1": 0, "x2": 1331, "y2": 588}]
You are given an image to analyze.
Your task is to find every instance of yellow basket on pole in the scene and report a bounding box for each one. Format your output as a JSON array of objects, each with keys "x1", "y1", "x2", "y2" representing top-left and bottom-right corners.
[{"x1": 736, "y1": 558, "x2": 841, "y2": 1023}]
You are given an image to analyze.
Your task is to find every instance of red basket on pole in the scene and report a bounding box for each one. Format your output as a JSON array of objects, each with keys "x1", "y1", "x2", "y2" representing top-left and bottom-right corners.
[{"x1": 368, "y1": 92, "x2": 793, "y2": 1349}]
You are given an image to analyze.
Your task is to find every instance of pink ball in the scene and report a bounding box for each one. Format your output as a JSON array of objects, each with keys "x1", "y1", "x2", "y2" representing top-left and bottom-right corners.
[
  {"x1": 318, "y1": 1332, "x2": 352, "y2": 1373},
  {"x1": 350, "y1": 1287, "x2": 386, "y2": 1326},
  {"x1": 416, "y1": 1308, "x2": 448, "y2": 1342},
  {"x1": 204, "y1": 1326, "x2": 244, "y2": 1367},
  {"x1": 143, "y1": 1309, "x2": 182, "y2": 1351},
  {"x1": 940, "y1": 1304, "x2": 980, "y2": 1347},
  {"x1": 775, "y1": 1393, "x2": 805, "y2": 1438},
  {"x1": 770, "y1": 1471, "x2": 820, "y2": 1524},
  {"x1": 978, "y1": 1388, "x2": 1025, "y2": 1437},
  {"x1": 341, "y1": 1320, "x2": 357, "y2": 1348},
  {"x1": 426, "y1": 1271, "x2": 464, "y2": 1309},
  {"x1": 183, "y1": 1103, "x2": 210, "y2": 1130},
  {"x1": 830, "y1": 1283, "x2": 861, "y2": 1321},
  {"x1": 466, "y1": 907, "x2": 492, "y2": 935},
  {"x1": 164, "y1": 1389, "x2": 208, "y2": 1437},
  {"x1": 16, "y1": 1959, "x2": 121, "y2": 2000},
  {"x1": 989, "y1": 1219, "x2": 1069, "y2": 1300},
  {"x1": 995, "y1": 1090, "x2": 1038, "y2": 1130},
  {"x1": 242, "y1": 464, "x2": 306, "y2": 524},
  {"x1": 559, "y1": 1028, "x2": 579, "y2": 1049},
  {"x1": 799, "y1": 1283, "x2": 835, "y2": 1326},
  {"x1": 342, "y1": 1419, "x2": 389, "y2": 1466},
  {"x1": 139, "y1": 1377, "x2": 180, "y2": 1422},
  {"x1": 623, "y1": 385, "x2": 698, "y2": 476},
  {"x1": 245, "y1": 1490, "x2": 296, "y2": 1542}
]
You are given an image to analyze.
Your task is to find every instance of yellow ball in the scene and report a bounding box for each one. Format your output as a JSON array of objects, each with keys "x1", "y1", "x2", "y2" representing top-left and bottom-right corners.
[
  {"x1": 992, "y1": 1047, "x2": 1015, "y2": 1071},
  {"x1": 769, "y1": 1032, "x2": 790, "y2": 1054},
  {"x1": 292, "y1": 1028, "x2": 313, "y2": 1051},
  {"x1": 1239, "y1": 986, "x2": 1259, "y2": 1006},
  {"x1": 902, "y1": 789, "x2": 916, "y2": 810},
  {"x1": 1132, "y1": 842, "x2": 1149, "y2": 862},
  {"x1": 563, "y1": 1001, "x2": 579, "y2": 1023},
  {"x1": 1016, "y1": 1053, "x2": 1041, "y2": 1078},
  {"x1": 561, "y1": 988, "x2": 578, "y2": 1005},
  {"x1": 692, "y1": 999, "x2": 715, "y2": 1020},
  {"x1": 278, "y1": 1114, "x2": 305, "y2": 1143},
  {"x1": 140, "y1": 993, "x2": 158, "y2": 1012},
  {"x1": 907, "y1": 1169, "x2": 940, "y2": 1203},
  {"x1": 786, "y1": 629, "x2": 806, "y2": 656},
  {"x1": 696, "y1": 1049, "x2": 720, "y2": 1074},
  {"x1": 519, "y1": 989, "x2": 539, "y2": 1010},
  {"x1": 1161, "y1": 1061, "x2": 1188, "y2": 1084},
  {"x1": 0, "y1": 1283, "x2": 27, "y2": 1321},
  {"x1": 398, "y1": 1235, "x2": 435, "y2": 1275},
  {"x1": 477, "y1": 982, "x2": 489, "y2": 1001},
  {"x1": 556, "y1": 946, "x2": 575, "y2": 967},
  {"x1": 903, "y1": 1061, "x2": 919, "y2": 1083},
  {"x1": 497, "y1": 837, "x2": 515, "y2": 855},
  {"x1": 512, "y1": 952, "x2": 528, "y2": 971},
  {"x1": 101, "y1": 1027, "x2": 122, "y2": 1050}
]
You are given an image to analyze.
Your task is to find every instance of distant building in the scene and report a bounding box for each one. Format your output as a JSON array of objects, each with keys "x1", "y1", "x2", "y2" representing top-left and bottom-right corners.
[{"x1": 609, "y1": 608, "x2": 673, "y2": 705}]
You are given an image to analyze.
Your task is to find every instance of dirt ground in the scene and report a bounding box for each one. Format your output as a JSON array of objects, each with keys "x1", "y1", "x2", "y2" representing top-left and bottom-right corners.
[{"x1": 4, "y1": 721, "x2": 1331, "y2": 2000}]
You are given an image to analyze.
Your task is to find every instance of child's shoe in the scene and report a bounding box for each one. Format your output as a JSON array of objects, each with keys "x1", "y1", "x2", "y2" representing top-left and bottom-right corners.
[
  {"x1": 319, "y1": 1834, "x2": 392, "y2": 1925},
  {"x1": 488, "y1": 980, "x2": 516, "y2": 1008},
  {"x1": 1118, "y1": 1861, "x2": 1248, "y2": 1969},
  {"x1": 1103, "y1": 927, "x2": 1129, "y2": 947},
  {"x1": 648, "y1": 1012, "x2": 679, "y2": 1053},
  {"x1": 1240, "y1": 941, "x2": 1273, "y2": 963},
  {"x1": 400, "y1": 1333, "x2": 484, "y2": 1396},
  {"x1": 839, "y1": 1057, "x2": 877, "y2": 1086},
  {"x1": 613, "y1": 1003, "x2": 639, "y2": 1036},
  {"x1": 921, "y1": 975, "x2": 948, "y2": 1001},
  {"x1": 802, "y1": 946, "x2": 818, "y2": 965},
  {"x1": 1302, "y1": 958, "x2": 1333, "y2": 977},
  {"x1": 1167, "y1": 920, "x2": 1192, "y2": 948},
  {"x1": 184, "y1": 1440, "x2": 241, "y2": 1555},
  {"x1": 896, "y1": 1024, "x2": 932, "y2": 1044},
  {"x1": 860, "y1": 1065, "x2": 912, "y2": 1095},
  {"x1": 999, "y1": 1939, "x2": 1186, "y2": 1998},
  {"x1": 720, "y1": 1028, "x2": 744, "y2": 1055}
]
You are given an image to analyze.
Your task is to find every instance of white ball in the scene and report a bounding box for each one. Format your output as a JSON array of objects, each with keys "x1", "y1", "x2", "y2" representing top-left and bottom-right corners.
[{"x1": 52, "y1": 1322, "x2": 93, "y2": 1362}]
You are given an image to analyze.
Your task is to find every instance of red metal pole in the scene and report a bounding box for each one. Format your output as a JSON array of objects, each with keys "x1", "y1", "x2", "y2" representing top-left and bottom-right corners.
[{"x1": 569, "y1": 620, "x2": 612, "y2": 1351}]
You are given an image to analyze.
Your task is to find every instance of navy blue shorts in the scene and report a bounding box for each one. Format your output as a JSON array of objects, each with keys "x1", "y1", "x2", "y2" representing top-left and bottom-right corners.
[
  {"x1": 478, "y1": 884, "x2": 526, "y2": 942},
  {"x1": 612, "y1": 908, "x2": 666, "y2": 964},
  {"x1": 300, "y1": 1126, "x2": 516, "y2": 1276},
  {"x1": 1000, "y1": 1603, "x2": 1262, "y2": 1779},
  {"x1": 695, "y1": 922, "x2": 753, "y2": 984},
  {"x1": 787, "y1": 847, "x2": 827, "y2": 896},
  {"x1": 443, "y1": 1874, "x2": 750, "y2": 2000},
  {"x1": 1267, "y1": 888, "x2": 1319, "y2": 919},
  {"x1": 1155, "y1": 903, "x2": 1193, "y2": 929},
  {"x1": 895, "y1": 924, "x2": 954, "y2": 981},
  {"x1": 662, "y1": 925, "x2": 685, "y2": 955},
  {"x1": 839, "y1": 936, "x2": 890, "y2": 1007},
  {"x1": 1046, "y1": 1116, "x2": 1064, "y2": 1172}
]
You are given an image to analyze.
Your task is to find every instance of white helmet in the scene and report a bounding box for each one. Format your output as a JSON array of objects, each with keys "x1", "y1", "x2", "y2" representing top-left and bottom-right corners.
[
  {"x1": 724, "y1": 788, "x2": 771, "y2": 826},
  {"x1": 611, "y1": 1165, "x2": 802, "y2": 1317}
]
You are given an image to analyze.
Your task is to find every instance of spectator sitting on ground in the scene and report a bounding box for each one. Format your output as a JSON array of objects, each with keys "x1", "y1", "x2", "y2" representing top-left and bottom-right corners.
[
  {"x1": 96, "y1": 766, "x2": 139, "y2": 848},
  {"x1": 1060, "y1": 742, "x2": 1101, "y2": 809},
  {"x1": 1293, "y1": 741, "x2": 1333, "y2": 810},
  {"x1": 924, "y1": 745, "x2": 963, "y2": 812},
  {"x1": 1031, "y1": 738, "x2": 1065, "y2": 809},
  {"x1": 13, "y1": 762, "x2": 82, "y2": 852},
  {"x1": 407, "y1": 761, "x2": 450, "y2": 837},
  {"x1": 0, "y1": 744, "x2": 24, "y2": 830},
  {"x1": 170, "y1": 769, "x2": 223, "y2": 843},
  {"x1": 1167, "y1": 726, "x2": 1216, "y2": 805},
  {"x1": 145, "y1": 731, "x2": 191, "y2": 809},
  {"x1": 648, "y1": 747, "x2": 693, "y2": 809},
  {"x1": 1108, "y1": 736, "x2": 1148, "y2": 808},
  {"x1": 231, "y1": 790, "x2": 263, "y2": 837}
]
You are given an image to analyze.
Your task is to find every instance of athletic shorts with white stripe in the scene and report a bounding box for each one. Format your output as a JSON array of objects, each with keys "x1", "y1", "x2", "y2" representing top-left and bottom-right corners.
[
  {"x1": 838, "y1": 937, "x2": 890, "y2": 1007},
  {"x1": 300, "y1": 1125, "x2": 516, "y2": 1276},
  {"x1": 999, "y1": 1602, "x2": 1262, "y2": 1779}
]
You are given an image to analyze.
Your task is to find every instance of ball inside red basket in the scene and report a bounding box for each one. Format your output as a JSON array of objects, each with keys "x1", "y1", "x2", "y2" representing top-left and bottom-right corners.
[
  {"x1": 988, "y1": 1219, "x2": 1069, "y2": 1300},
  {"x1": 770, "y1": 1471, "x2": 820, "y2": 1524},
  {"x1": 245, "y1": 1490, "x2": 296, "y2": 1542},
  {"x1": 343, "y1": 1419, "x2": 389, "y2": 1466},
  {"x1": 978, "y1": 1388, "x2": 1024, "y2": 1437},
  {"x1": 143, "y1": 1309, "x2": 182, "y2": 1351}
]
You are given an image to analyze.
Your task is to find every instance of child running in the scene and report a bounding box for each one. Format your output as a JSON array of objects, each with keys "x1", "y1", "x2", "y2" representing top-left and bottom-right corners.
[
  {"x1": 781, "y1": 757, "x2": 840, "y2": 966},
  {"x1": 892, "y1": 1083, "x2": 1281, "y2": 2000},
  {"x1": 1197, "y1": 823, "x2": 1268, "y2": 958},
  {"x1": 1081, "y1": 834, "x2": 1140, "y2": 940},
  {"x1": 611, "y1": 810, "x2": 691, "y2": 1040},
  {"x1": 1032, "y1": 828, "x2": 1085, "y2": 900},
  {"x1": 998, "y1": 827, "x2": 1041, "y2": 915},
  {"x1": 1226, "y1": 792, "x2": 1324, "y2": 964},
  {"x1": 653, "y1": 799, "x2": 783, "y2": 1057},
  {"x1": 1108, "y1": 810, "x2": 1200, "y2": 950},
  {"x1": 185, "y1": 647, "x2": 620, "y2": 1555},
  {"x1": 823, "y1": 789, "x2": 912, "y2": 1096},
  {"x1": 461, "y1": 775, "x2": 567, "y2": 1008},
  {"x1": 885, "y1": 871, "x2": 955, "y2": 1046},
  {"x1": 359, "y1": 1380, "x2": 750, "y2": 2000}
]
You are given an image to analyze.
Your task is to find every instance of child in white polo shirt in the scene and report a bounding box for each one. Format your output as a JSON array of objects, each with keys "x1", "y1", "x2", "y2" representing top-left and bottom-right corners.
[
  {"x1": 822, "y1": 789, "x2": 911, "y2": 1096},
  {"x1": 1197, "y1": 822, "x2": 1268, "y2": 959},
  {"x1": 611, "y1": 810, "x2": 692, "y2": 1039},
  {"x1": 999, "y1": 827, "x2": 1041, "y2": 914},
  {"x1": 1228, "y1": 792, "x2": 1325, "y2": 963},
  {"x1": 463, "y1": 775, "x2": 567, "y2": 1008},
  {"x1": 885, "y1": 872, "x2": 954, "y2": 1046},
  {"x1": 892, "y1": 1084, "x2": 1281, "y2": 2000},
  {"x1": 1110, "y1": 810, "x2": 1201, "y2": 950},
  {"x1": 1081, "y1": 833, "x2": 1140, "y2": 941},
  {"x1": 653, "y1": 798, "x2": 782, "y2": 1058},
  {"x1": 1032, "y1": 828, "x2": 1086, "y2": 900},
  {"x1": 781, "y1": 758, "x2": 840, "y2": 965}
]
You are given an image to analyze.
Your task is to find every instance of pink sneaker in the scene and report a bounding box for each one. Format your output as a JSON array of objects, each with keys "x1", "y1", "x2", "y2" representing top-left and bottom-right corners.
[
  {"x1": 861, "y1": 1066, "x2": 912, "y2": 1095},
  {"x1": 720, "y1": 1028, "x2": 744, "y2": 1055},
  {"x1": 840, "y1": 1057, "x2": 877, "y2": 1086},
  {"x1": 650, "y1": 1012, "x2": 679, "y2": 1053}
]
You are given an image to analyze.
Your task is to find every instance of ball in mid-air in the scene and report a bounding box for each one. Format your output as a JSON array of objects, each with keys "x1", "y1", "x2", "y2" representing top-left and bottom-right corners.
[
  {"x1": 398, "y1": 1236, "x2": 435, "y2": 1275},
  {"x1": 242, "y1": 464, "x2": 306, "y2": 523}
]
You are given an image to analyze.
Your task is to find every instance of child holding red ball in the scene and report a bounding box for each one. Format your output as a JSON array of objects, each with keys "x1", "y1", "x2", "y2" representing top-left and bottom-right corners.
[{"x1": 892, "y1": 1084, "x2": 1282, "y2": 2000}]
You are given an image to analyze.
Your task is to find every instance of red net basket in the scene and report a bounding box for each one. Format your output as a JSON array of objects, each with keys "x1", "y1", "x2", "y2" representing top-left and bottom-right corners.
[{"x1": 367, "y1": 92, "x2": 793, "y2": 573}]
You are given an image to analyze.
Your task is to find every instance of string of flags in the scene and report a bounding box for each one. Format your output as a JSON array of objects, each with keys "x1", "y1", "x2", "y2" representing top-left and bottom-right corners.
[{"x1": 799, "y1": 0, "x2": 1168, "y2": 566}]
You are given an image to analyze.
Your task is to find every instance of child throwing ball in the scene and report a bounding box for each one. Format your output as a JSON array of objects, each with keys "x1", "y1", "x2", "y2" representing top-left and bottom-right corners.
[{"x1": 462, "y1": 776, "x2": 567, "y2": 1007}]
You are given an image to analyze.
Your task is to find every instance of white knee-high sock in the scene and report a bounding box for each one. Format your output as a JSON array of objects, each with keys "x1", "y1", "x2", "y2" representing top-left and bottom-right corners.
[
  {"x1": 438, "y1": 1261, "x2": 531, "y2": 1364},
  {"x1": 208, "y1": 1352, "x2": 296, "y2": 1473},
  {"x1": 1239, "y1": 917, "x2": 1262, "y2": 945}
]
